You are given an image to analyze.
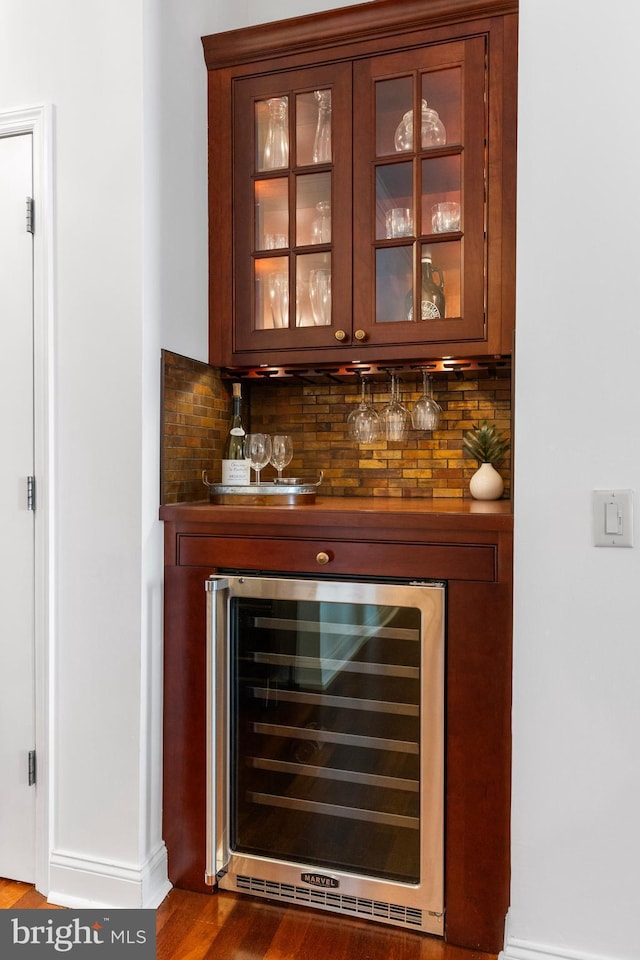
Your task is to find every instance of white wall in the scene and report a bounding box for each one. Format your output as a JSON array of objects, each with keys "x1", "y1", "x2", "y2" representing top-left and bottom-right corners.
[
  {"x1": 0, "y1": 0, "x2": 153, "y2": 905},
  {"x1": 508, "y1": 2, "x2": 640, "y2": 960}
]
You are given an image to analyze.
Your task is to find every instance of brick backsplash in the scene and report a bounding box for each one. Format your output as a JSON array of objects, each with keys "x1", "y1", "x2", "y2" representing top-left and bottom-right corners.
[
  {"x1": 161, "y1": 350, "x2": 511, "y2": 503},
  {"x1": 161, "y1": 351, "x2": 229, "y2": 504}
]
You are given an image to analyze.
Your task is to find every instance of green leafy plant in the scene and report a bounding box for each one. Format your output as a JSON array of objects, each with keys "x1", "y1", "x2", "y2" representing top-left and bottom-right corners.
[{"x1": 463, "y1": 420, "x2": 510, "y2": 465}]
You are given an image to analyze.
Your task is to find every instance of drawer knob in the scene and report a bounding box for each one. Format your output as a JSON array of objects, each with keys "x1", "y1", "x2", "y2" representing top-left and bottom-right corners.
[
  {"x1": 334, "y1": 329, "x2": 347, "y2": 342},
  {"x1": 354, "y1": 329, "x2": 367, "y2": 341},
  {"x1": 316, "y1": 551, "x2": 331, "y2": 565}
]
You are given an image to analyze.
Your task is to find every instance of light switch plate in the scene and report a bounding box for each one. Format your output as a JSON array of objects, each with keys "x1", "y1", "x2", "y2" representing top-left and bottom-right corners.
[{"x1": 593, "y1": 489, "x2": 634, "y2": 547}]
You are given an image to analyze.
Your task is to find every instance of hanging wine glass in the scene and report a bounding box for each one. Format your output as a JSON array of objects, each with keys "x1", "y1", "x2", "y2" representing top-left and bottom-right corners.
[
  {"x1": 411, "y1": 370, "x2": 442, "y2": 431},
  {"x1": 270, "y1": 434, "x2": 294, "y2": 480},
  {"x1": 243, "y1": 433, "x2": 272, "y2": 484},
  {"x1": 380, "y1": 374, "x2": 410, "y2": 442},
  {"x1": 312, "y1": 90, "x2": 331, "y2": 163},
  {"x1": 347, "y1": 379, "x2": 380, "y2": 443}
]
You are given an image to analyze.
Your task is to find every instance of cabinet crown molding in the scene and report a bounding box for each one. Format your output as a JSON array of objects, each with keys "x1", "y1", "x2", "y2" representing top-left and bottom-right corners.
[{"x1": 202, "y1": 0, "x2": 518, "y2": 70}]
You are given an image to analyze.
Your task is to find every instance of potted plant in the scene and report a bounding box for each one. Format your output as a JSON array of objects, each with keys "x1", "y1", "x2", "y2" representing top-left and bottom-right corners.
[{"x1": 463, "y1": 420, "x2": 510, "y2": 500}]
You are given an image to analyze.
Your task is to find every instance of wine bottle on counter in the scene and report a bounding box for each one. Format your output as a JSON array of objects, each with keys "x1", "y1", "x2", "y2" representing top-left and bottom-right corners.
[{"x1": 221, "y1": 382, "x2": 251, "y2": 485}]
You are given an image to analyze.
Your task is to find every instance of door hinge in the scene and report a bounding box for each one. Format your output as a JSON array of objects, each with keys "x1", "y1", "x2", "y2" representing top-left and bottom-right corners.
[
  {"x1": 27, "y1": 476, "x2": 36, "y2": 511},
  {"x1": 26, "y1": 196, "x2": 35, "y2": 234},
  {"x1": 28, "y1": 750, "x2": 36, "y2": 786}
]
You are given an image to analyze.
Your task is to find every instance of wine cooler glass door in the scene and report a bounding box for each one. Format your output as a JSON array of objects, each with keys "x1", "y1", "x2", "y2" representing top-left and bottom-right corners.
[{"x1": 206, "y1": 574, "x2": 445, "y2": 934}]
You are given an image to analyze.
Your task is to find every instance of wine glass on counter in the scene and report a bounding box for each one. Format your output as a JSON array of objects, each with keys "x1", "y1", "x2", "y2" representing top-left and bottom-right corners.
[
  {"x1": 243, "y1": 433, "x2": 272, "y2": 484},
  {"x1": 270, "y1": 434, "x2": 294, "y2": 480}
]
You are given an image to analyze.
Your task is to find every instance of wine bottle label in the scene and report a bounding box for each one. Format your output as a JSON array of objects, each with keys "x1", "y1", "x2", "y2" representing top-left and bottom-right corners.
[
  {"x1": 222, "y1": 459, "x2": 251, "y2": 485},
  {"x1": 229, "y1": 427, "x2": 245, "y2": 436}
]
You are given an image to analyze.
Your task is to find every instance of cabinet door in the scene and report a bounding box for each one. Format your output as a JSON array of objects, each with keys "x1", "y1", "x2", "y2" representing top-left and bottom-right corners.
[
  {"x1": 233, "y1": 63, "x2": 352, "y2": 358},
  {"x1": 353, "y1": 37, "x2": 486, "y2": 350}
]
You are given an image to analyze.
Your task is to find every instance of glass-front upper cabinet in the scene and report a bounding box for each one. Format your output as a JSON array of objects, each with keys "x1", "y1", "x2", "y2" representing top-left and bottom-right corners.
[
  {"x1": 203, "y1": 3, "x2": 516, "y2": 367},
  {"x1": 352, "y1": 37, "x2": 487, "y2": 348},
  {"x1": 232, "y1": 64, "x2": 352, "y2": 356}
]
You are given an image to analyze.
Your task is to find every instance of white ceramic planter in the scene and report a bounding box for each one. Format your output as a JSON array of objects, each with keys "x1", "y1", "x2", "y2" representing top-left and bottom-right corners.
[{"x1": 469, "y1": 461, "x2": 504, "y2": 500}]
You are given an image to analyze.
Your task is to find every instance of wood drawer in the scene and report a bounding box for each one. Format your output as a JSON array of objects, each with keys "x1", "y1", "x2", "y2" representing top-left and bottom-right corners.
[{"x1": 176, "y1": 534, "x2": 496, "y2": 582}]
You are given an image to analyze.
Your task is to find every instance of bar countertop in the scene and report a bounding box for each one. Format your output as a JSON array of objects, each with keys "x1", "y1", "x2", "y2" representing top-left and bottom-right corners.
[{"x1": 159, "y1": 495, "x2": 513, "y2": 537}]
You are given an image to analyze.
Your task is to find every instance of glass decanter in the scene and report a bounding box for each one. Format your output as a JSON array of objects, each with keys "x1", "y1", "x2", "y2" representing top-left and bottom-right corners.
[
  {"x1": 263, "y1": 97, "x2": 289, "y2": 170},
  {"x1": 312, "y1": 90, "x2": 332, "y2": 163}
]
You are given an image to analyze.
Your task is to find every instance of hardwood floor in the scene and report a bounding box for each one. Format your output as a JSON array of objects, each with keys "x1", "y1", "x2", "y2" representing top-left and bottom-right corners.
[{"x1": 0, "y1": 878, "x2": 496, "y2": 960}]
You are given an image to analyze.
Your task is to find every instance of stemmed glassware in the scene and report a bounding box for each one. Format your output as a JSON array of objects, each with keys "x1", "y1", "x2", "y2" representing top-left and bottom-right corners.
[
  {"x1": 308, "y1": 269, "x2": 331, "y2": 326},
  {"x1": 411, "y1": 370, "x2": 442, "y2": 431},
  {"x1": 243, "y1": 433, "x2": 272, "y2": 484},
  {"x1": 270, "y1": 434, "x2": 294, "y2": 480},
  {"x1": 311, "y1": 201, "x2": 331, "y2": 244},
  {"x1": 380, "y1": 374, "x2": 410, "y2": 442},
  {"x1": 347, "y1": 379, "x2": 380, "y2": 443},
  {"x1": 267, "y1": 273, "x2": 289, "y2": 329}
]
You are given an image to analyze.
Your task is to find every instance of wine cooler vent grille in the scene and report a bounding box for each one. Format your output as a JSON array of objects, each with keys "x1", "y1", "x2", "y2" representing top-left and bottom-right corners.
[{"x1": 236, "y1": 875, "x2": 424, "y2": 928}]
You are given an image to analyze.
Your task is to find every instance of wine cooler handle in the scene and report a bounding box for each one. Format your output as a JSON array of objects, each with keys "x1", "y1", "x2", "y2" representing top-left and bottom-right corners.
[{"x1": 205, "y1": 576, "x2": 230, "y2": 885}]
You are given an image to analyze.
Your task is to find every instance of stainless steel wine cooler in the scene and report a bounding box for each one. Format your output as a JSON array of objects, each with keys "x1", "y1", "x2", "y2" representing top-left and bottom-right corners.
[{"x1": 205, "y1": 573, "x2": 445, "y2": 934}]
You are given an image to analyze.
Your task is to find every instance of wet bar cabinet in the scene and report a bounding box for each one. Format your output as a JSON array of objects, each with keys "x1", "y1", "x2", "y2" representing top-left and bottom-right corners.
[{"x1": 160, "y1": 498, "x2": 513, "y2": 953}]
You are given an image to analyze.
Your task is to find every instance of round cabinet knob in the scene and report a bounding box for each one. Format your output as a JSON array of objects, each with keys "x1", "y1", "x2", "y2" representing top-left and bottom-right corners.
[
  {"x1": 316, "y1": 551, "x2": 332, "y2": 565},
  {"x1": 354, "y1": 329, "x2": 367, "y2": 341},
  {"x1": 334, "y1": 329, "x2": 347, "y2": 342}
]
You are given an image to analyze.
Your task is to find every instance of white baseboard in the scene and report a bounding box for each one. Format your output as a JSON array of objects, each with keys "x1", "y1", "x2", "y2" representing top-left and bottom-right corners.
[
  {"x1": 47, "y1": 842, "x2": 172, "y2": 909},
  {"x1": 501, "y1": 911, "x2": 616, "y2": 960}
]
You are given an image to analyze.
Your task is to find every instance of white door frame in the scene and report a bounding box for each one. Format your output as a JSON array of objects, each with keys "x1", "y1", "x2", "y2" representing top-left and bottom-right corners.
[{"x1": 0, "y1": 104, "x2": 55, "y2": 896}]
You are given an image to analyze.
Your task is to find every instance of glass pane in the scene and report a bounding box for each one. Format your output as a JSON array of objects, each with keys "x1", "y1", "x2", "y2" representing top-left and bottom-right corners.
[
  {"x1": 375, "y1": 76, "x2": 413, "y2": 157},
  {"x1": 297, "y1": 89, "x2": 332, "y2": 166},
  {"x1": 422, "y1": 67, "x2": 461, "y2": 146},
  {"x1": 375, "y1": 246, "x2": 413, "y2": 324},
  {"x1": 296, "y1": 252, "x2": 331, "y2": 327},
  {"x1": 421, "y1": 156, "x2": 461, "y2": 236},
  {"x1": 296, "y1": 173, "x2": 332, "y2": 246},
  {"x1": 419, "y1": 242, "x2": 461, "y2": 320},
  {"x1": 254, "y1": 257, "x2": 289, "y2": 330},
  {"x1": 256, "y1": 96, "x2": 289, "y2": 172},
  {"x1": 230, "y1": 596, "x2": 422, "y2": 883},
  {"x1": 376, "y1": 163, "x2": 413, "y2": 240},
  {"x1": 255, "y1": 179, "x2": 289, "y2": 251}
]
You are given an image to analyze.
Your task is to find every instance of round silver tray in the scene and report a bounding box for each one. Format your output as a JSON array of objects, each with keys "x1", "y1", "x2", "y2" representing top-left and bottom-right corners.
[{"x1": 202, "y1": 471, "x2": 323, "y2": 505}]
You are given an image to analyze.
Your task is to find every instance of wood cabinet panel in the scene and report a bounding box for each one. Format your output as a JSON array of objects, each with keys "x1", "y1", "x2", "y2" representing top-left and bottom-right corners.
[
  {"x1": 163, "y1": 565, "x2": 211, "y2": 894},
  {"x1": 177, "y1": 533, "x2": 497, "y2": 581},
  {"x1": 445, "y1": 578, "x2": 512, "y2": 950}
]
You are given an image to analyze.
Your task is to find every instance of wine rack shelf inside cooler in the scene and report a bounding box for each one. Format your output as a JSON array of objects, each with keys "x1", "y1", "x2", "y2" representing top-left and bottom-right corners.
[{"x1": 231, "y1": 596, "x2": 426, "y2": 882}]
